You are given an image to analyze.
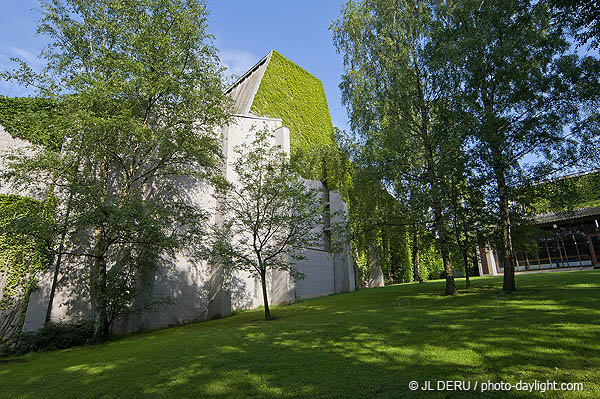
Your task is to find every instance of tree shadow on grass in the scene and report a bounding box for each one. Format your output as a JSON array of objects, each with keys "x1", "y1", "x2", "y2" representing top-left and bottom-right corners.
[{"x1": 1, "y1": 270, "x2": 600, "y2": 398}]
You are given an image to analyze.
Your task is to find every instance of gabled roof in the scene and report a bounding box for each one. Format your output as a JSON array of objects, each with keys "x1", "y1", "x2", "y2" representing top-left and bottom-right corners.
[
  {"x1": 225, "y1": 51, "x2": 273, "y2": 114},
  {"x1": 224, "y1": 50, "x2": 334, "y2": 154}
]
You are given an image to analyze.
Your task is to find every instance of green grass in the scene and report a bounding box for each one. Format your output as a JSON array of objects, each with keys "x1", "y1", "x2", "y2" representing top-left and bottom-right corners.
[{"x1": 2, "y1": 270, "x2": 600, "y2": 398}]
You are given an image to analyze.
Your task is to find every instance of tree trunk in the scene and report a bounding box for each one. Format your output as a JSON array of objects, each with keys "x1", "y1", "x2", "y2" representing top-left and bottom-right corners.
[
  {"x1": 92, "y1": 225, "x2": 109, "y2": 342},
  {"x1": 452, "y1": 204, "x2": 471, "y2": 290},
  {"x1": 455, "y1": 222, "x2": 471, "y2": 289},
  {"x1": 260, "y1": 270, "x2": 271, "y2": 320},
  {"x1": 412, "y1": 225, "x2": 423, "y2": 283},
  {"x1": 423, "y1": 143, "x2": 457, "y2": 295},
  {"x1": 45, "y1": 254, "x2": 61, "y2": 324},
  {"x1": 91, "y1": 155, "x2": 111, "y2": 341},
  {"x1": 45, "y1": 148, "x2": 78, "y2": 325},
  {"x1": 463, "y1": 247, "x2": 471, "y2": 289},
  {"x1": 495, "y1": 165, "x2": 516, "y2": 292},
  {"x1": 410, "y1": 43, "x2": 456, "y2": 295},
  {"x1": 387, "y1": 235, "x2": 399, "y2": 283},
  {"x1": 462, "y1": 215, "x2": 474, "y2": 287},
  {"x1": 45, "y1": 189, "x2": 75, "y2": 324},
  {"x1": 436, "y1": 206, "x2": 458, "y2": 295},
  {"x1": 472, "y1": 253, "x2": 479, "y2": 277}
]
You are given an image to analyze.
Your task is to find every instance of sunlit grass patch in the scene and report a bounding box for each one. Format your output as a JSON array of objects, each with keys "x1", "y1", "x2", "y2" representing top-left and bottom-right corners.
[{"x1": 1, "y1": 270, "x2": 599, "y2": 398}]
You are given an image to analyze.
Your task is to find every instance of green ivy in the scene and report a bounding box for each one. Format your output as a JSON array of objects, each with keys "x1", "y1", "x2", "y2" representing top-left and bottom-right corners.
[
  {"x1": 0, "y1": 194, "x2": 54, "y2": 313},
  {"x1": 379, "y1": 225, "x2": 412, "y2": 283},
  {"x1": 0, "y1": 96, "x2": 63, "y2": 151},
  {"x1": 419, "y1": 244, "x2": 444, "y2": 280},
  {"x1": 524, "y1": 171, "x2": 600, "y2": 214},
  {"x1": 250, "y1": 51, "x2": 348, "y2": 187},
  {"x1": 251, "y1": 51, "x2": 334, "y2": 152}
]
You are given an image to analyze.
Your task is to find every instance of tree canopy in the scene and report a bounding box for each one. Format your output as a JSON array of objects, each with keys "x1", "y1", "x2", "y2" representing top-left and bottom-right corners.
[
  {"x1": 213, "y1": 129, "x2": 324, "y2": 320},
  {"x1": 1, "y1": 0, "x2": 230, "y2": 340},
  {"x1": 332, "y1": 0, "x2": 462, "y2": 294}
]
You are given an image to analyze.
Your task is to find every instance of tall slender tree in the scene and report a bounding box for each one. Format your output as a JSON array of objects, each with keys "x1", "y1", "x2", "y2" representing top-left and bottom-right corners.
[
  {"x1": 332, "y1": 0, "x2": 461, "y2": 294},
  {"x1": 213, "y1": 130, "x2": 324, "y2": 321},
  {"x1": 2, "y1": 0, "x2": 230, "y2": 340},
  {"x1": 439, "y1": 0, "x2": 588, "y2": 291}
]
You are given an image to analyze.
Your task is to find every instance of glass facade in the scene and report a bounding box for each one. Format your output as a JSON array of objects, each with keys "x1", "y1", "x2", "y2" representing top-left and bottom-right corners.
[{"x1": 515, "y1": 217, "x2": 600, "y2": 271}]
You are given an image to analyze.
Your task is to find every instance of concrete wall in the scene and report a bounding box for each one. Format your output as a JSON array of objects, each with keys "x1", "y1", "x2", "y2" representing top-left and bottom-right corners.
[
  {"x1": 2, "y1": 120, "x2": 224, "y2": 333},
  {"x1": 477, "y1": 246, "x2": 504, "y2": 276},
  {"x1": 2, "y1": 115, "x2": 356, "y2": 337},
  {"x1": 329, "y1": 190, "x2": 356, "y2": 293},
  {"x1": 221, "y1": 114, "x2": 290, "y2": 311},
  {"x1": 218, "y1": 115, "x2": 355, "y2": 308},
  {"x1": 295, "y1": 249, "x2": 335, "y2": 299},
  {"x1": 1, "y1": 126, "x2": 52, "y2": 336},
  {"x1": 293, "y1": 183, "x2": 357, "y2": 300},
  {"x1": 22, "y1": 179, "x2": 221, "y2": 333},
  {"x1": 0, "y1": 126, "x2": 44, "y2": 198},
  {"x1": 367, "y1": 243, "x2": 385, "y2": 287}
]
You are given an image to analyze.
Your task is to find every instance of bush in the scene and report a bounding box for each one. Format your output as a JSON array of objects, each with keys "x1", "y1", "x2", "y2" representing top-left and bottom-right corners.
[{"x1": 0, "y1": 322, "x2": 93, "y2": 357}]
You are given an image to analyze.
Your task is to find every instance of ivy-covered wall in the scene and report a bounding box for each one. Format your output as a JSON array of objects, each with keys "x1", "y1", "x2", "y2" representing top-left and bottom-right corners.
[
  {"x1": 524, "y1": 171, "x2": 600, "y2": 214},
  {"x1": 251, "y1": 51, "x2": 335, "y2": 152},
  {"x1": 380, "y1": 226, "x2": 412, "y2": 283},
  {"x1": 0, "y1": 96, "x2": 63, "y2": 151},
  {"x1": 0, "y1": 194, "x2": 53, "y2": 338},
  {"x1": 0, "y1": 96, "x2": 59, "y2": 338},
  {"x1": 249, "y1": 51, "x2": 347, "y2": 187}
]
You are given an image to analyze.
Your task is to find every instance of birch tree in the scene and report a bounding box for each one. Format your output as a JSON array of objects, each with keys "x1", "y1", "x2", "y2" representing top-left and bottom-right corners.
[
  {"x1": 332, "y1": 0, "x2": 461, "y2": 295},
  {"x1": 213, "y1": 130, "x2": 324, "y2": 320},
  {"x1": 1, "y1": 0, "x2": 230, "y2": 340},
  {"x1": 440, "y1": 0, "x2": 591, "y2": 291}
]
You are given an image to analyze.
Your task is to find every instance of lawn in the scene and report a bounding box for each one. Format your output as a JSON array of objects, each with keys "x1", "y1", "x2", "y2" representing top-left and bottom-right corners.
[{"x1": 1, "y1": 270, "x2": 599, "y2": 398}]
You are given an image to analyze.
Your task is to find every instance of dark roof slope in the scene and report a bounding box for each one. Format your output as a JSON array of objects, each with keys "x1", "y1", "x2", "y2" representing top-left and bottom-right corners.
[{"x1": 534, "y1": 206, "x2": 600, "y2": 225}]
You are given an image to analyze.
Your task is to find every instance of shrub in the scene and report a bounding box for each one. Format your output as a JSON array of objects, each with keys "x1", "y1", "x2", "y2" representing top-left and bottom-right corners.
[{"x1": 0, "y1": 322, "x2": 93, "y2": 357}]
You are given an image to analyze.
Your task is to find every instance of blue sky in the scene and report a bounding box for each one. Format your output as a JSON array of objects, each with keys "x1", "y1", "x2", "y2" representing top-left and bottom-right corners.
[
  {"x1": 0, "y1": 0, "x2": 351, "y2": 131},
  {"x1": 3, "y1": 1, "x2": 596, "y2": 135}
]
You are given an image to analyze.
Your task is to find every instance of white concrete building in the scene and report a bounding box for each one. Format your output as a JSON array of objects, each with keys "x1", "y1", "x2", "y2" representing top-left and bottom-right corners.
[{"x1": 1, "y1": 51, "x2": 356, "y2": 336}]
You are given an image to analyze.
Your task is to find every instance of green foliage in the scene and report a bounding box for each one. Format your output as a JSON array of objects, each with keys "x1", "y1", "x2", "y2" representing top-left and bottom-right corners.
[
  {"x1": 345, "y1": 167, "x2": 441, "y2": 285},
  {"x1": 251, "y1": 51, "x2": 334, "y2": 154},
  {"x1": 419, "y1": 243, "x2": 444, "y2": 280},
  {"x1": 394, "y1": 228, "x2": 412, "y2": 283},
  {"x1": 552, "y1": 0, "x2": 600, "y2": 49},
  {"x1": 250, "y1": 51, "x2": 348, "y2": 188},
  {"x1": 2, "y1": 0, "x2": 231, "y2": 341},
  {"x1": 1, "y1": 322, "x2": 93, "y2": 357},
  {"x1": 524, "y1": 172, "x2": 600, "y2": 214},
  {"x1": 332, "y1": 0, "x2": 463, "y2": 295},
  {"x1": 213, "y1": 128, "x2": 324, "y2": 319},
  {"x1": 379, "y1": 226, "x2": 412, "y2": 283},
  {"x1": 439, "y1": 0, "x2": 594, "y2": 291},
  {"x1": 3, "y1": 271, "x2": 600, "y2": 397},
  {"x1": 353, "y1": 250, "x2": 370, "y2": 286},
  {"x1": 511, "y1": 222, "x2": 543, "y2": 256},
  {"x1": 0, "y1": 96, "x2": 63, "y2": 151},
  {"x1": 0, "y1": 194, "x2": 54, "y2": 312}
]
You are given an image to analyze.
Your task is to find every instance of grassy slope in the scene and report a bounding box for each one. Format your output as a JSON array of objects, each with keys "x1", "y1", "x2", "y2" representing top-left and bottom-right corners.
[{"x1": 1, "y1": 270, "x2": 599, "y2": 399}]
